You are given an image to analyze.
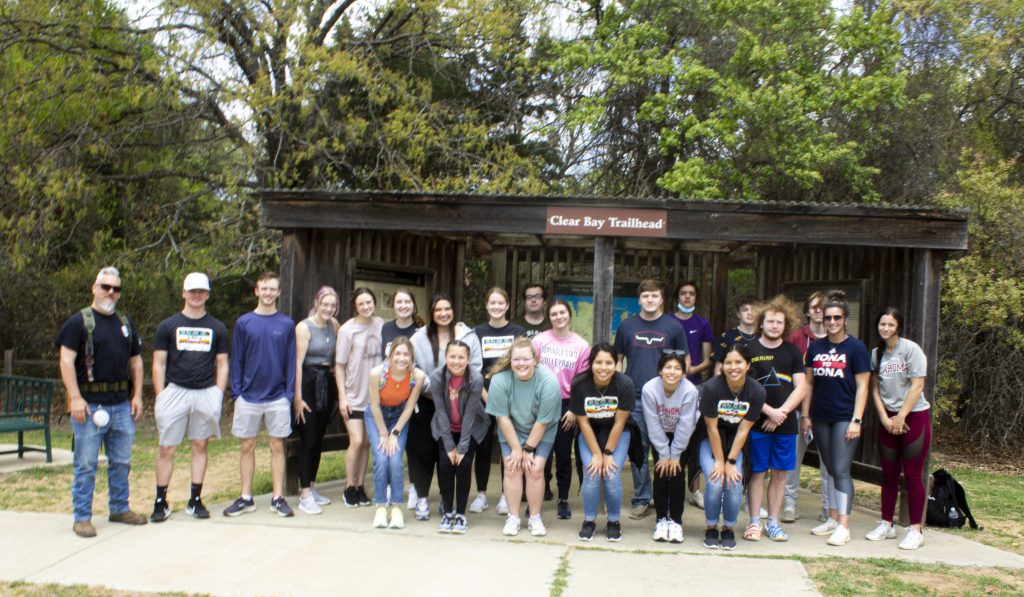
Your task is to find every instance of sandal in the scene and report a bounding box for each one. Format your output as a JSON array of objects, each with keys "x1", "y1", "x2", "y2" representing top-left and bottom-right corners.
[{"x1": 743, "y1": 522, "x2": 762, "y2": 541}]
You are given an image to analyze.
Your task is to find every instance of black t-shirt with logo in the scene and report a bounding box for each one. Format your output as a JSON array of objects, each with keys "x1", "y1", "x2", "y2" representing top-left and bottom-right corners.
[
  {"x1": 569, "y1": 372, "x2": 636, "y2": 444},
  {"x1": 712, "y1": 327, "x2": 756, "y2": 363},
  {"x1": 55, "y1": 308, "x2": 142, "y2": 404},
  {"x1": 698, "y1": 375, "x2": 765, "y2": 456},
  {"x1": 512, "y1": 316, "x2": 550, "y2": 340},
  {"x1": 382, "y1": 320, "x2": 418, "y2": 359},
  {"x1": 154, "y1": 312, "x2": 230, "y2": 389},
  {"x1": 746, "y1": 339, "x2": 803, "y2": 434},
  {"x1": 475, "y1": 321, "x2": 526, "y2": 390}
]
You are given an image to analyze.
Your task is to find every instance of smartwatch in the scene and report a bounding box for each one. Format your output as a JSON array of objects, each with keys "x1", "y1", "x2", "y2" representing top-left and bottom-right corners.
[
  {"x1": 523, "y1": 444, "x2": 536, "y2": 454},
  {"x1": 602, "y1": 448, "x2": 613, "y2": 456},
  {"x1": 726, "y1": 458, "x2": 737, "y2": 465},
  {"x1": 391, "y1": 428, "x2": 401, "y2": 437},
  {"x1": 851, "y1": 417, "x2": 862, "y2": 425}
]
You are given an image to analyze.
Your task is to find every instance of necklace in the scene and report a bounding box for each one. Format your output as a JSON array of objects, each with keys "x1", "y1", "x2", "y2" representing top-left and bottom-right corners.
[{"x1": 828, "y1": 334, "x2": 847, "y2": 351}]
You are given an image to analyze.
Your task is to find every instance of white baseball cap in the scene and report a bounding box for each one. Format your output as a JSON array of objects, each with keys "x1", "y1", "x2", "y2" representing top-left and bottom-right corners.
[{"x1": 183, "y1": 272, "x2": 211, "y2": 292}]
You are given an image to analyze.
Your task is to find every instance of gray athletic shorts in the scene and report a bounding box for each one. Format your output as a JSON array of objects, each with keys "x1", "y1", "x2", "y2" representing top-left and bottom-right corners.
[
  {"x1": 231, "y1": 396, "x2": 292, "y2": 439},
  {"x1": 155, "y1": 383, "x2": 223, "y2": 446}
]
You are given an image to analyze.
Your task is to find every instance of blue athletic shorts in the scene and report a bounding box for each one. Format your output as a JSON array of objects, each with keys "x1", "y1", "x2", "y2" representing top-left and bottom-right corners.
[{"x1": 749, "y1": 431, "x2": 797, "y2": 473}]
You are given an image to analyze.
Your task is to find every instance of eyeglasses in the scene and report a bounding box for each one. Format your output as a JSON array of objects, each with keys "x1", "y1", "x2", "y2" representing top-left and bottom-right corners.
[
  {"x1": 524, "y1": 294, "x2": 544, "y2": 300},
  {"x1": 99, "y1": 284, "x2": 121, "y2": 293},
  {"x1": 824, "y1": 315, "x2": 844, "y2": 322}
]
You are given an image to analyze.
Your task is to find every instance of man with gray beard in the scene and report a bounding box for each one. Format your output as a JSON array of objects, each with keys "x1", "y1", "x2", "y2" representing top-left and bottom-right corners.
[{"x1": 56, "y1": 267, "x2": 147, "y2": 538}]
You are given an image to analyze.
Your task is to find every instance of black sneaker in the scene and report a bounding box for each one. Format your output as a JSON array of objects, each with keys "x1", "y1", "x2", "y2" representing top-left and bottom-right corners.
[
  {"x1": 270, "y1": 496, "x2": 294, "y2": 517},
  {"x1": 578, "y1": 520, "x2": 597, "y2": 541},
  {"x1": 703, "y1": 527, "x2": 720, "y2": 549},
  {"x1": 544, "y1": 487, "x2": 554, "y2": 501},
  {"x1": 720, "y1": 527, "x2": 737, "y2": 550},
  {"x1": 186, "y1": 498, "x2": 210, "y2": 519},
  {"x1": 342, "y1": 486, "x2": 359, "y2": 508},
  {"x1": 606, "y1": 520, "x2": 622, "y2": 542},
  {"x1": 557, "y1": 499, "x2": 571, "y2": 520},
  {"x1": 150, "y1": 500, "x2": 171, "y2": 523},
  {"x1": 356, "y1": 486, "x2": 372, "y2": 506}
]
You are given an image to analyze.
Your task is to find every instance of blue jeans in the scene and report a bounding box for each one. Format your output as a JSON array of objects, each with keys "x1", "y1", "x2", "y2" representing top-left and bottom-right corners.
[
  {"x1": 629, "y1": 404, "x2": 652, "y2": 506},
  {"x1": 365, "y1": 404, "x2": 409, "y2": 506},
  {"x1": 699, "y1": 438, "x2": 743, "y2": 527},
  {"x1": 579, "y1": 430, "x2": 630, "y2": 522},
  {"x1": 71, "y1": 401, "x2": 135, "y2": 521}
]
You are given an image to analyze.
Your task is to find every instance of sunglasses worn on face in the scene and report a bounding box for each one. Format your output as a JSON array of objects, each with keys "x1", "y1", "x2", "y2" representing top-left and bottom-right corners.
[
  {"x1": 99, "y1": 284, "x2": 121, "y2": 293},
  {"x1": 824, "y1": 315, "x2": 844, "y2": 321}
]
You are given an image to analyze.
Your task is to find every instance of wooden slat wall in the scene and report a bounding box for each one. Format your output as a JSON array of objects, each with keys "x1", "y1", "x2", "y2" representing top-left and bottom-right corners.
[
  {"x1": 280, "y1": 229, "x2": 462, "y2": 322},
  {"x1": 756, "y1": 245, "x2": 919, "y2": 476}
]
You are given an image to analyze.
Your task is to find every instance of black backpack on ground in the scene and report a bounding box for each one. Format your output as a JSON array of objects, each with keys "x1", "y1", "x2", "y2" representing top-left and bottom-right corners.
[{"x1": 926, "y1": 468, "x2": 979, "y2": 529}]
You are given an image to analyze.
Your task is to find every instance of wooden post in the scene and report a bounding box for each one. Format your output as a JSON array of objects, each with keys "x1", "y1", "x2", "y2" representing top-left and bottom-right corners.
[
  {"x1": 900, "y1": 248, "x2": 942, "y2": 525},
  {"x1": 592, "y1": 237, "x2": 615, "y2": 345},
  {"x1": 3, "y1": 349, "x2": 11, "y2": 376},
  {"x1": 279, "y1": 229, "x2": 300, "y2": 319},
  {"x1": 711, "y1": 252, "x2": 730, "y2": 335}
]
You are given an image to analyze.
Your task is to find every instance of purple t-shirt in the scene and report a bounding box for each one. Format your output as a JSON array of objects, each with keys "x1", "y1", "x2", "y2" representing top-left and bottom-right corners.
[{"x1": 672, "y1": 313, "x2": 714, "y2": 384}]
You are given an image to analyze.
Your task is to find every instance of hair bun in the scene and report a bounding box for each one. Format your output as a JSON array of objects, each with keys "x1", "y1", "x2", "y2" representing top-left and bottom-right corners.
[{"x1": 828, "y1": 289, "x2": 847, "y2": 303}]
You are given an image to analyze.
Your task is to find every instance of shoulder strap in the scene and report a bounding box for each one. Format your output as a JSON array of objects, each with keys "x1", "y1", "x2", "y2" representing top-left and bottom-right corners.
[
  {"x1": 953, "y1": 478, "x2": 980, "y2": 529},
  {"x1": 80, "y1": 308, "x2": 96, "y2": 382}
]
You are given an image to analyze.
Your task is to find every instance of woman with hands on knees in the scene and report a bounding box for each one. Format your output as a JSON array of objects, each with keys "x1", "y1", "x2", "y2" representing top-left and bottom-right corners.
[
  {"x1": 485, "y1": 337, "x2": 561, "y2": 537},
  {"x1": 570, "y1": 343, "x2": 634, "y2": 542},
  {"x1": 642, "y1": 352, "x2": 699, "y2": 543},
  {"x1": 430, "y1": 341, "x2": 487, "y2": 534},
  {"x1": 293, "y1": 287, "x2": 341, "y2": 515},
  {"x1": 366, "y1": 336, "x2": 426, "y2": 529},
  {"x1": 699, "y1": 344, "x2": 765, "y2": 551}
]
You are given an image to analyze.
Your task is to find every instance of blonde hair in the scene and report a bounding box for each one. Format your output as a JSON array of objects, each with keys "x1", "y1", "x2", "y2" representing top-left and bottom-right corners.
[
  {"x1": 486, "y1": 337, "x2": 536, "y2": 379},
  {"x1": 753, "y1": 294, "x2": 802, "y2": 338},
  {"x1": 387, "y1": 336, "x2": 416, "y2": 366}
]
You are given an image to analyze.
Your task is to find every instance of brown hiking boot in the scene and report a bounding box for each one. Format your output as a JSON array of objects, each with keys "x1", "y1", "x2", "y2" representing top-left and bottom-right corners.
[
  {"x1": 109, "y1": 510, "x2": 148, "y2": 525},
  {"x1": 73, "y1": 520, "x2": 97, "y2": 538}
]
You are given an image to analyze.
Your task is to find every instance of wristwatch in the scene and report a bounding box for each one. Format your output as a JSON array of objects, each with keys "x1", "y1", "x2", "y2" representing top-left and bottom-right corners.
[
  {"x1": 523, "y1": 444, "x2": 536, "y2": 454},
  {"x1": 602, "y1": 448, "x2": 613, "y2": 456},
  {"x1": 851, "y1": 417, "x2": 862, "y2": 425},
  {"x1": 391, "y1": 428, "x2": 401, "y2": 437},
  {"x1": 726, "y1": 458, "x2": 737, "y2": 465}
]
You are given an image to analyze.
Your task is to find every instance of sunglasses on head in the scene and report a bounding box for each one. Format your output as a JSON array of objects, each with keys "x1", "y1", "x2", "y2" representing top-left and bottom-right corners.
[
  {"x1": 99, "y1": 283, "x2": 121, "y2": 293},
  {"x1": 824, "y1": 315, "x2": 844, "y2": 321}
]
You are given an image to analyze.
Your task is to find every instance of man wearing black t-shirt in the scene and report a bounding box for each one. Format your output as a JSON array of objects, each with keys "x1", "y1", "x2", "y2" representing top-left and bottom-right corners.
[
  {"x1": 150, "y1": 273, "x2": 229, "y2": 523},
  {"x1": 745, "y1": 298, "x2": 807, "y2": 542},
  {"x1": 56, "y1": 267, "x2": 146, "y2": 538},
  {"x1": 513, "y1": 283, "x2": 551, "y2": 340},
  {"x1": 713, "y1": 296, "x2": 759, "y2": 375}
]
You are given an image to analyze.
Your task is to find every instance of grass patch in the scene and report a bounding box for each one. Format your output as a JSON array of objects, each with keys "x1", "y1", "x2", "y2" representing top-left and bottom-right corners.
[
  {"x1": 804, "y1": 557, "x2": 1024, "y2": 596},
  {"x1": 0, "y1": 581, "x2": 202, "y2": 596},
  {"x1": 549, "y1": 548, "x2": 571, "y2": 597}
]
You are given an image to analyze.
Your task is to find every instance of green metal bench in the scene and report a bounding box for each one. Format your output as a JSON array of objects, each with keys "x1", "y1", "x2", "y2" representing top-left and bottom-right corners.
[{"x1": 0, "y1": 375, "x2": 54, "y2": 462}]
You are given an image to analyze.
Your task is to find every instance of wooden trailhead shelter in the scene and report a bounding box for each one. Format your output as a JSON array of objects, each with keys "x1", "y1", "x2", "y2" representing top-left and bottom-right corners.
[{"x1": 259, "y1": 190, "x2": 968, "y2": 491}]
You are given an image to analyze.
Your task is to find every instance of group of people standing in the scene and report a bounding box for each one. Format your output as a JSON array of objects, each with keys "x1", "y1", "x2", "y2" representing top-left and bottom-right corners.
[{"x1": 57, "y1": 267, "x2": 931, "y2": 552}]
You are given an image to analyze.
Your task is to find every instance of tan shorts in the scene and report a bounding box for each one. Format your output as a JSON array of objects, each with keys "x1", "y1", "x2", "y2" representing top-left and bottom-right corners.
[
  {"x1": 155, "y1": 384, "x2": 223, "y2": 446},
  {"x1": 231, "y1": 396, "x2": 292, "y2": 439}
]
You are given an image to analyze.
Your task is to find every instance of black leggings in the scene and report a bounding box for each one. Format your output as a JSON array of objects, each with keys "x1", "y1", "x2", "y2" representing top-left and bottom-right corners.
[
  {"x1": 475, "y1": 415, "x2": 498, "y2": 492},
  {"x1": 652, "y1": 437, "x2": 687, "y2": 524},
  {"x1": 407, "y1": 402, "x2": 437, "y2": 497},
  {"x1": 543, "y1": 400, "x2": 573, "y2": 500},
  {"x1": 296, "y1": 366, "x2": 337, "y2": 489},
  {"x1": 437, "y1": 434, "x2": 478, "y2": 515}
]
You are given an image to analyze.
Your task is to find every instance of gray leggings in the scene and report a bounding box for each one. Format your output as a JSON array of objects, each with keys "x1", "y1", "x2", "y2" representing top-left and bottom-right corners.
[{"x1": 811, "y1": 420, "x2": 859, "y2": 516}]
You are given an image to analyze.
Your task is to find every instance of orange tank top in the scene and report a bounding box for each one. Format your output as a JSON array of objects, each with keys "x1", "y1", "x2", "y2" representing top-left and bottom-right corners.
[{"x1": 379, "y1": 369, "x2": 414, "y2": 407}]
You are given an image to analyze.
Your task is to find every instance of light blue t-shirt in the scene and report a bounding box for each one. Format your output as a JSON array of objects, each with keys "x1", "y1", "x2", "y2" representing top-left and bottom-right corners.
[{"x1": 486, "y1": 366, "x2": 561, "y2": 445}]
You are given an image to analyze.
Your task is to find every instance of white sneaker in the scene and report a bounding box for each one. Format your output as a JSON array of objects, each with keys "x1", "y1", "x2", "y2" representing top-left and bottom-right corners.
[
  {"x1": 689, "y1": 490, "x2": 704, "y2": 510},
  {"x1": 528, "y1": 515, "x2": 547, "y2": 536},
  {"x1": 898, "y1": 527, "x2": 924, "y2": 550},
  {"x1": 310, "y1": 488, "x2": 331, "y2": 506},
  {"x1": 496, "y1": 495, "x2": 509, "y2": 515},
  {"x1": 781, "y1": 504, "x2": 798, "y2": 522},
  {"x1": 502, "y1": 515, "x2": 521, "y2": 536},
  {"x1": 652, "y1": 518, "x2": 670, "y2": 542},
  {"x1": 668, "y1": 521, "x2": 685, "y2": 543},
  {"x1": 811, "y1": 518, "x2": 839, "y2": 536},
  {"x1": 469, "y1": 492, "x2": 488, "y2": 513},
  {"x1": 759, "y1": 507, "x2": 768, "y2": 519},
  {"x1": 827, "y1": 525, "x2": 851, "y2": 546},
  {"x1": 415, "y1": 497, "x2": 430, "y2": 521},
  {"x1": 865, "y1": 520, "x2": 896, "y2": 541},
  {"x1": 298, "y1": 493, "x2": 322, "y2": 515},
  {"x1": 407, "y1": 486, "x2": 418, "y2": 510},
  {"x1": 373, "y1": 506, "x2": 388, "y2": 528},
  {"x1": 389, "y1": 506, "x2": 405, "y2": 529}
]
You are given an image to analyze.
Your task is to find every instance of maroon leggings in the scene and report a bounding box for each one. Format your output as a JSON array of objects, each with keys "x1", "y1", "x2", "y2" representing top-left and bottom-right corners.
[{"x1": 878, "y1": 409, "x2": 932, "y2": 526}]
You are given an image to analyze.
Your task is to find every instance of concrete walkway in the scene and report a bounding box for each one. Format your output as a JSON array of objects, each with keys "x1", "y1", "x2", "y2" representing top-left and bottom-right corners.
[{"x1": 2, "y1": 477, "x2": 1022, "y2": 596}]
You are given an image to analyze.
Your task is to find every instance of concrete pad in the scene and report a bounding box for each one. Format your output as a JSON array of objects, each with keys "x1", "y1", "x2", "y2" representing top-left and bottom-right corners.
[
  {"x1": 0, "y1": 444, "x2": 84, "y2": 474},
  {"x1": 0, "y1": 511, "x2": 133, "y2": 579},
  {"x1": 563, "y1": 549, "x2": 818, "y2": 596}
]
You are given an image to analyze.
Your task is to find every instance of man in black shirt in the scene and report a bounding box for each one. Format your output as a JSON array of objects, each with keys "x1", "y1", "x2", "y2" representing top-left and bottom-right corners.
[
  {"x1": 150, "y1": 273, "x2": 230, "y2": 522},
  {"x1": 56, "y1": 267, "x2": 146, "y2": 538}
]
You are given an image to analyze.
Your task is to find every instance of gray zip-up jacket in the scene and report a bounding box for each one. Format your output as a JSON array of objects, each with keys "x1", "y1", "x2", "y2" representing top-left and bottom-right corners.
[{"x1": 429, "y1": 366, "x2": 487, "y2": 454}]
